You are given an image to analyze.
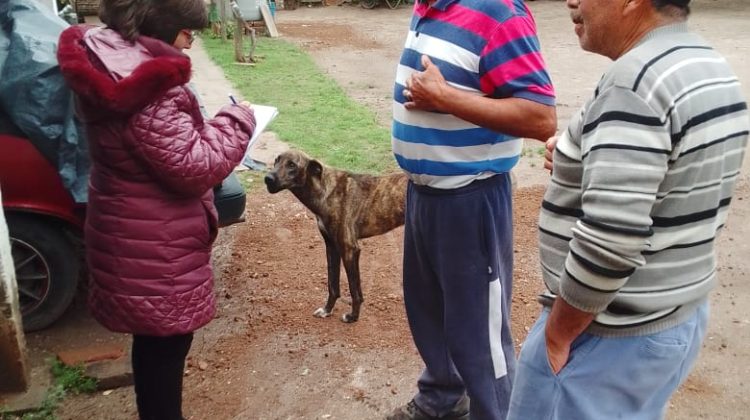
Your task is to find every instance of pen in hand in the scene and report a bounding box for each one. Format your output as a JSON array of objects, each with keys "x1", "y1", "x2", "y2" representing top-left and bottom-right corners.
[{"x1": 229, "y1": 93, "x2": 251, "y2": 109}]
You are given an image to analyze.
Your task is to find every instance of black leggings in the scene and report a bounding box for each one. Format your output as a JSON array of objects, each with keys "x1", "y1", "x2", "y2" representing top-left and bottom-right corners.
[{"x1": 131, "y1": 333, "x2": 194, "y2": 420}]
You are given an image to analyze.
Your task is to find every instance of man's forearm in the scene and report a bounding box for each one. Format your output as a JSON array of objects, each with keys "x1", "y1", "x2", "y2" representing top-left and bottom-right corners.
[
  {"x1": 438, "y1": 87, "x2": 557, "y2": 141},
  {"x1": 544, "y1": 296, "x2": 596, "y2": 374},
  {"x1": 546, "y1": 296, "x2": 595, "y2": 345}
]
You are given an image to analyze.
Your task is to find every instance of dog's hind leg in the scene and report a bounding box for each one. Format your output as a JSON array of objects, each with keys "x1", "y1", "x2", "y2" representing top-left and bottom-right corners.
[
  {"x1": 313, "y1": 229, "x2": 341, "y2": 319},
  {"x1": 341, "y1": 245, "x2": 363, "y2": 323}
]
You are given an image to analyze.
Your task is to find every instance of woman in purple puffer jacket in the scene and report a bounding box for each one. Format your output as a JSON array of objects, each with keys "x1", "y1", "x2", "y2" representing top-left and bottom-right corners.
[{"x1": 57, "y1": 0, "x2": 255, "y2": 418}]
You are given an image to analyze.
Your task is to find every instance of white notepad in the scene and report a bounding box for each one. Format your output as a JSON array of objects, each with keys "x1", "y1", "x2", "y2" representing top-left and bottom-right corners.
[
  {"x1": 241, "y1": 104, "x2": 279, "y2": 169},
  {"x1": 248, "y1": 104, "x2": 279, "y2": 148}
]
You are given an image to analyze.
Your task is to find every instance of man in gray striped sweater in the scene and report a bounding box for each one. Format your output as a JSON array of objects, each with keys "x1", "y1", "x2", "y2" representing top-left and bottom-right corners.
[{"x1": 508, "y1": 0, "x2": 749, "y2": 419}]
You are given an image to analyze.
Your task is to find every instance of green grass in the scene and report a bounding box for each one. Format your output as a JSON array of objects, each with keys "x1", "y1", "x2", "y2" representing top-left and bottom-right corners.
[
  {"x1": 235, "y1": 170, "x2": 267, "y2": 192},
  {"x1": 0, "y1": 360, "x2": 97, "y2": 420},
  {"x1": 49, "y1": 360, "x2": 97, "y2": 396},
  {"x1": 201, "y1": 35, "x2": 396, "y2": 174},
  {"x1": 521, "y1": 146, "x2": 545, "y2": 158}
]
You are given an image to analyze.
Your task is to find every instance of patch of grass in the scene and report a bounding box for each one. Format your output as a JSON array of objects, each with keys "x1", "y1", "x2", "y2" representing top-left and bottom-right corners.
[
  {"x1": 16, "y1": 386, "x2": 63, "y2": 420},
  {"x1": 201, "y1": 35, "x2": 396, "y2": 174},
  {"x1": 50, "y1": 360, "x2": 97, "y2": 396},
  {"x1": 235, "y1": 170, "x2": 266, "y2": 192},
  {"x1": 521, "y1": 146, "x2": 545, "y2": 158},
  {"x1": 0, "y1": 360, "x2": 97, "y2": 420}
]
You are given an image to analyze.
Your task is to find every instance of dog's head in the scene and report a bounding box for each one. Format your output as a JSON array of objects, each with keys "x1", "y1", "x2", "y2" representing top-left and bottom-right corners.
[{"x1": 264, "y1": 150, "x2": 323, "y2": 194}]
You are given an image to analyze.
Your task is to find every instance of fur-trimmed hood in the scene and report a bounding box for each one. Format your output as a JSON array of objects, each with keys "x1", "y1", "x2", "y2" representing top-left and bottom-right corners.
[{"x1": 57, "y1": 25, "x2": 191, "y2": 115}]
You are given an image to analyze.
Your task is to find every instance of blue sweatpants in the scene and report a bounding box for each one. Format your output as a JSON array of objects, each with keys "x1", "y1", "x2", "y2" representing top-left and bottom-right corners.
[
  {"x1": 507, "y1": 302, "x2": 709, "y2": 420},
  {"x1": 403, "y1": 174, "x2": 515, "y2": 420}
]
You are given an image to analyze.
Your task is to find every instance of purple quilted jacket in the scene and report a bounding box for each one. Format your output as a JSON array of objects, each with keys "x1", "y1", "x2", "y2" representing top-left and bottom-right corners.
[{"x1": 58, "y1": 26, "x2": 255, "y2": 336}]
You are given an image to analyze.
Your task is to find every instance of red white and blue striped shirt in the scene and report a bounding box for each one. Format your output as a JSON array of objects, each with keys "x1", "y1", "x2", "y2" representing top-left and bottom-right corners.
[{"x1": 392, "y1": 0, "x2": 555, "y2": 189}]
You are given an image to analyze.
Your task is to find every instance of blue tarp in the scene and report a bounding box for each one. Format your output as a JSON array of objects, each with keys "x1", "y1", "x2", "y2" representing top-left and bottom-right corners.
[{"x1": 0, "y1": 0, "x2": 88, "y2": 202}]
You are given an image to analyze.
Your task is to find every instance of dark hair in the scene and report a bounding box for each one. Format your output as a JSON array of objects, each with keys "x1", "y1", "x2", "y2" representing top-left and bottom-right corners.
[
  {"x1": 99, "y1": 0, "x2": 208, "y2": 44},
  {"x1": 652, "y1": 0, "x2": 691, "y2": 16},
  {"x1": 98, "y1": 0, "x2": 150, "y2": 41}
]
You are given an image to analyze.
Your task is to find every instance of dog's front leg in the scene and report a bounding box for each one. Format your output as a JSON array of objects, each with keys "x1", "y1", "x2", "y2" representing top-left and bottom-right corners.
[
  {"x1": 341, "y1": 245, "x2": 363, "y2": 323},
  {"x1": 313, "y1": 229, "x2": 341, "y2": 319}
]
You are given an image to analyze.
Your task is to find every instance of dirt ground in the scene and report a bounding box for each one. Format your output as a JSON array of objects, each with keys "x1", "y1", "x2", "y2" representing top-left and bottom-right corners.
[{"x1": 24, "y1": 1, "x2": 750, "y2": 419}]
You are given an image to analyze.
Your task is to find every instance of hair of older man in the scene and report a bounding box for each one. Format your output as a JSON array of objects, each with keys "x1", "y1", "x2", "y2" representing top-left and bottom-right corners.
[
  {"x1": 99, "y1": 0, "x2": 208, "y2": 44},
  {"x1": 652, "y1": 0, "x2": 691, "y2": 18}
]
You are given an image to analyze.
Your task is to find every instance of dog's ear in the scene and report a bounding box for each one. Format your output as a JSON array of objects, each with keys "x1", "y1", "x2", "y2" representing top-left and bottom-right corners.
[{"x1": 308, "y1": 160, "x2": 323, "y2": 179}]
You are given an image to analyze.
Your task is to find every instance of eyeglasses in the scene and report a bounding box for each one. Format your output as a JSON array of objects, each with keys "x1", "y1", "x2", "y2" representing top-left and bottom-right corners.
[{"x1": 180, "y1": 30, "x2": 196, "y2": 44}]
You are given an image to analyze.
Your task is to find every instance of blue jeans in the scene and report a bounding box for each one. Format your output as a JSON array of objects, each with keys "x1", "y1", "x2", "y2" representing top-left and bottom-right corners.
[{"x1": 507, "y1": 302, "x2": 709, "y2": 420}]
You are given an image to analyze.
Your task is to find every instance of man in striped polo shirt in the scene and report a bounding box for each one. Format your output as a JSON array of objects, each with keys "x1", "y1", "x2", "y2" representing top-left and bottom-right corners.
[
  {"x1": 508, "y1": 0, "x2": 749, "y2": 419},
  {"x1": 387, "y1": 0, "x2": 556, "y2": 419}
]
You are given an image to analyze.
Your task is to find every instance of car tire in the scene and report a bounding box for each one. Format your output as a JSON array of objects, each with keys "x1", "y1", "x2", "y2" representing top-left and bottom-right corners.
[{"x1": 7, "y1": 215, "x2": 80, "y2": 332}]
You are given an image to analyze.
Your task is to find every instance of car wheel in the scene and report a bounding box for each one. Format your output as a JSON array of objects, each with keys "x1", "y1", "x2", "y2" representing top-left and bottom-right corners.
[{"x1": 7, "y1": 215, "x2": 80, "y2": 332}]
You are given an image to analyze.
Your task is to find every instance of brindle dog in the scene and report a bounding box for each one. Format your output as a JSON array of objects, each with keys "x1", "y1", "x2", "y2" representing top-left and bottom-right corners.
[{"x1": 264, "y1": 150, "x2": 407, "y2": 323}]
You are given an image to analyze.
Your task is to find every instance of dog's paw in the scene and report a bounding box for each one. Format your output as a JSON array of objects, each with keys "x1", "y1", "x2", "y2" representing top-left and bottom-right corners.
[
  {"x1": 313, "y1": 307, "x2": 332, "y2": 318},
  {"x1": 341, "y1": 313, "x2": 358, "y2": 323}
]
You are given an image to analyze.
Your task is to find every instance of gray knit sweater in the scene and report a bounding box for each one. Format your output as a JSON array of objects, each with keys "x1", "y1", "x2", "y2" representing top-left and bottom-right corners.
[{"x1": 539, "y1": 23, "x2": 749, "y2": 337}]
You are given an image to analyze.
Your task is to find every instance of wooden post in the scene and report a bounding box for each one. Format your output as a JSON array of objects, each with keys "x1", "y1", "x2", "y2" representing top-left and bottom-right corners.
[
  {"x1": 233, "y1": 15, "x2": 245, "y2": 62},
  {"x1": 219, "y1": 0, "x2": 228, "y2": 42},
  {"x1": 230, "y1": 0, "x2": 243, "y2": 62},
  {"x1": 229, "y1": 0, "x2": 259, "y2": 64},
  {"x1": 247, "y1": 26, "x2": 257, "y2": 62},
  {"x1": 0, "y1": 189, "x2": 29, "y2": 393}
]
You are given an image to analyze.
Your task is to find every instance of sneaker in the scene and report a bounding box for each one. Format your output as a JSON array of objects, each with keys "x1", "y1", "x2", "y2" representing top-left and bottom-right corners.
[{"x1": 385, "y1": 397, "x2": 469, "y2": 420}]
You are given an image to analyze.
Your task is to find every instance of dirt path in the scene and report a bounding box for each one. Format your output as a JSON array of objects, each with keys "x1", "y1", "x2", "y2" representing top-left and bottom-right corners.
[
  {"x1": 53, "y1": 184, "x2": 545, "y2": 420},
  {"x1": 41, "y1": 1, "x2": 750, "y2": 419}
]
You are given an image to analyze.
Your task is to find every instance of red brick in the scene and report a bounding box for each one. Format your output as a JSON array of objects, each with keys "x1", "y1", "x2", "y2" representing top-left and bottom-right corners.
[{"x1": 57, "y1": 344, "x2": 125, "y2": 366}]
